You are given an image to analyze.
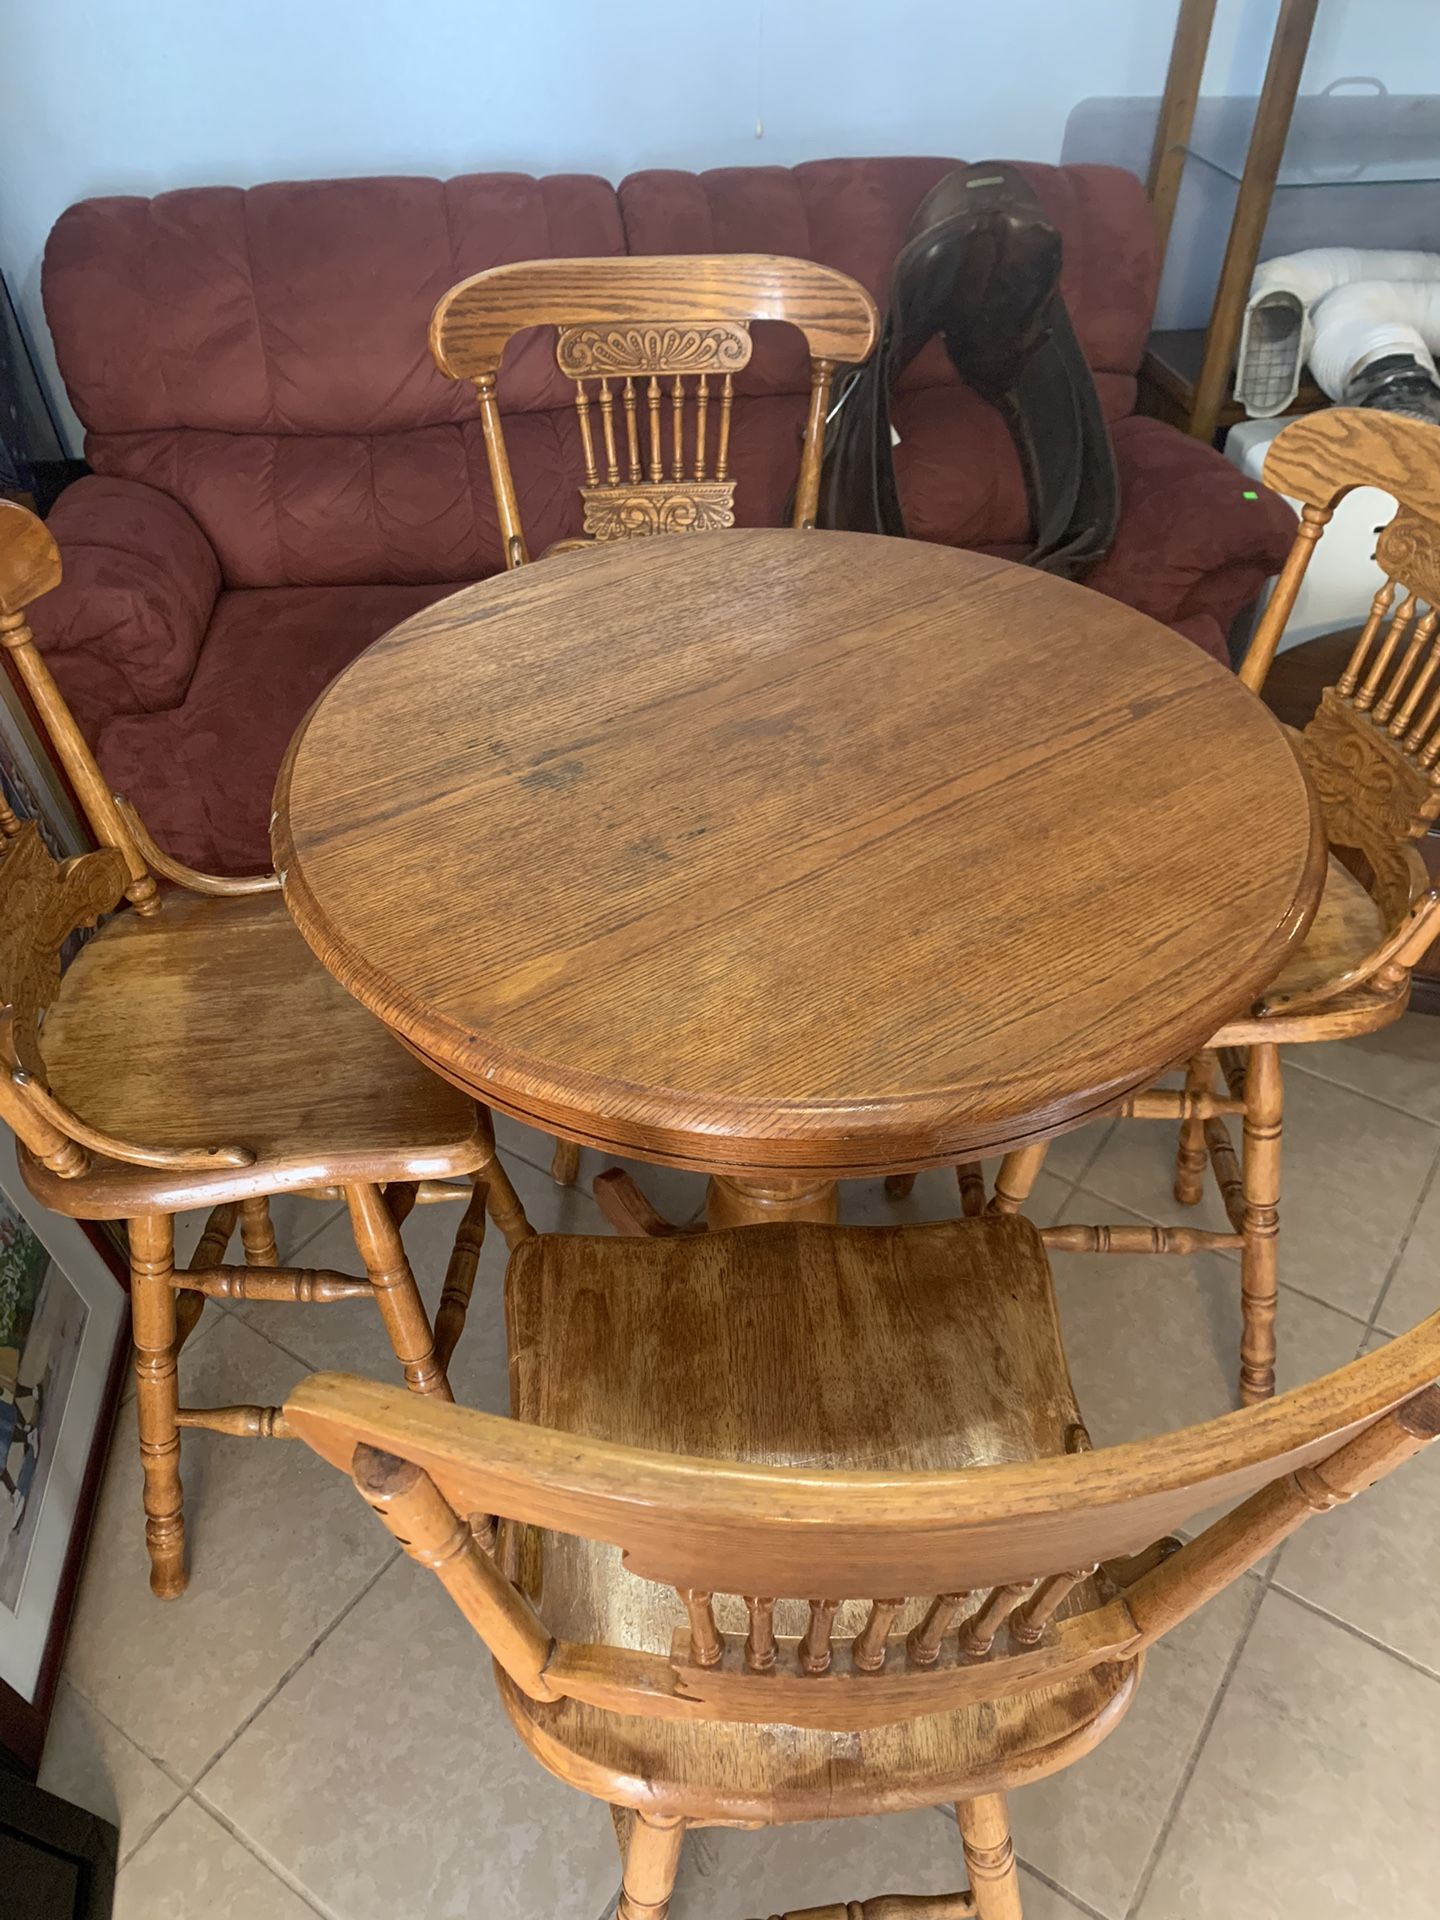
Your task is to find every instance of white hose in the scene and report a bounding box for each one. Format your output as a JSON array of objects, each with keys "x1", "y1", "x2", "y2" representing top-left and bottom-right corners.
[
  {"x1": 1237, "y1": 248, "x2": 1440, "y2": 415},
  {"x1": 1306, "y1": 279, "x2": 1440, "y2": 400}
]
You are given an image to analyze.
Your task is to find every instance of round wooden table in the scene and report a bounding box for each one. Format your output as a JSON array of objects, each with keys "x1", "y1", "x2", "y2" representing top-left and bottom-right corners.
[{"x1": 274, "y1": 529, "x2": 1324, "y2": 1227}]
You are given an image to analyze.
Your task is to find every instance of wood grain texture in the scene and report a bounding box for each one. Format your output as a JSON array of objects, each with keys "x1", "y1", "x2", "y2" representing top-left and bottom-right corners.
[
  {"x1": 285, "y1": 1216, "x2": 1440, "y2": 1842},
  {"x1": 430, "y1": 255, "x2": 878, "y2": 376},
  {"x1": 274, "y1": 529, "x2": 1324, "y2": 1180},
  {"x1": 27, "y1": 888, "x2": 482, "y2": 1214}
]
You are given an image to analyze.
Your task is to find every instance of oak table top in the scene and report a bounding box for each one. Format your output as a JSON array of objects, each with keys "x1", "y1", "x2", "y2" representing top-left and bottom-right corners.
[{"x1": 273, "y1": 528, "x2": 1324, "y2": 1223}]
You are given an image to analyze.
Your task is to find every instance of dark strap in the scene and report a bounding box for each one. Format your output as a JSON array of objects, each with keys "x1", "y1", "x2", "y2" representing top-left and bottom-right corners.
[{"x1": 816, "y1": 163, "x2": 1118, "y2": 578}]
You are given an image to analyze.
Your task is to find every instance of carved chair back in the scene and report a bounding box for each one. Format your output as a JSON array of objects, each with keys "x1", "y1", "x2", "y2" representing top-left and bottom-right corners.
[
  {"x1": 429, "y1": 255, "x2": 879, "y2": 565},
  {"x1": 0, "y1": 818, "x2": 254, "y2": 1184},
  {"x1": 287, "y1": 1310, "x2": 1440, "y2": 1735},
  {"x1": 1238, "y1": 411, "x2": 1440, "y2": 1001},
  {"x1": 0, "y1": 499, "x2": 278, "y2": 909}
]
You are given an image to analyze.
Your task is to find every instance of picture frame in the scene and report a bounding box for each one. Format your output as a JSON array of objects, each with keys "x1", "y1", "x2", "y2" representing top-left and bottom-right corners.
[{"x1": 0, "y1": 1124, "x2": 126, "y2": 1776}]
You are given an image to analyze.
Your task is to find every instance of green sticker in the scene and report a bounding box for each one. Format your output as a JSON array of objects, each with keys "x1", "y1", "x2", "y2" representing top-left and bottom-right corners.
[{"x1": 1242, "y1": 489, "x2": 1259, "y2": 500}]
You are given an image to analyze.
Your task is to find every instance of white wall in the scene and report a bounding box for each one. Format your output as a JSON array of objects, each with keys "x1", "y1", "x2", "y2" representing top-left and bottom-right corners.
[{"x1": 3, "y1": 0, "x2": 1433, "y2": 446}]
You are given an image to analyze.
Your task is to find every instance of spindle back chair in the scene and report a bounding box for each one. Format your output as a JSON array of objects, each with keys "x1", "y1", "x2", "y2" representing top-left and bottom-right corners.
[
  {"x1": 429, "y1": 254, "x2": 879, "y2": 564},
  {"x1": 0, "y1": 504, "x2": 539, "y2": 1601},
  {"x1": 286, "y1": 1215, "x2": 1440, "y2": 1919},
  {"x1": 915, "y1": 412, "x2": 1440, "y2": 1407}
]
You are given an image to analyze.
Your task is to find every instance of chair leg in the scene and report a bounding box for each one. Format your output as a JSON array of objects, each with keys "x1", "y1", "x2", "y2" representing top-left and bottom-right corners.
[
  {"x1": 238, "y1": 1195, "x2": 280, "y2": 1267},
  {"x1": 956, "y1": 1161, "x2": 987, "y2": 1217},
  {"x1": 478, "y1": 1137, "x2": 535, "y2": 1250},
  {"x1": 551, "y1": 1136, "x2": 581, "y2": 1186},
  {"x1": 956, "y1": 1793, "x2": 1023, "y2": 1919},
  {"x1": 345, "y1": 1183, "x2": 452, "y2": 1401},
  {"x1": 1174, "y1": 1050, "x2": 1213, "y2": 1205},
  {"x1": 433, "y1": 1178, "x2": 488, "y2": 1373},
  {"x1": 617, "y1": 1811, "x2": 685, "y2": 1920},
  {"x1": 129, "y1": 1214, "x2": 187, "y2": 1599},
  {"x1": 1238, "y1": 1040, "x2": 1283, "y2": 1406},
  {"x1": 987, "y1": 1144, "x2": 1048, "y2": 1216}
]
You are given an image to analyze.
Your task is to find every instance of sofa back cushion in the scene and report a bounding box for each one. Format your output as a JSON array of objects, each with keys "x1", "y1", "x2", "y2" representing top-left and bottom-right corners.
[
  {"x1": 43, "y1": 158, "x2": 1157, "y2": 584},
  {"x1": 619, "y1": 158, "x2": 1157, "y2": 550}
]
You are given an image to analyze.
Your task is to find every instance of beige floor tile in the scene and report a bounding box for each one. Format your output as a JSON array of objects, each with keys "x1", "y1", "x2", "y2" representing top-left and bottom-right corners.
[
  {"x1": 1373, "y1": 1166, "x2": 1440, "y2": 1334},
  {"x1": 1077, "y1": 1067, "x2": 1439, "y2": 1321},
  {"x1": 1009, "y1": 1579, "x2": 1256, "y2": 1919},
  {"x1": 63, "y1": 1312, "x2": 396, "y2": 1783},
  {"x1": 1138, "y1": 1590, "x2": 1440, "y2": 1920},
  {"x1": 1288, "y1": 1011, "x2": 1440, "y2": 1124},
  {"x1": 681, "y1": 1809, "x2": 1010, "y2": 1915},
  {"x1": 38, "y1": 1680, "x2": 183, "y2": 1865},
  {"x1": 1033, "y1": 1115, "x2": 1118, "y2": 1188},
  {"x1": 200, "y1": 1553, "x2": 619, "y2": 1920},
  {"x1": 114, "y1": 1798, "x2": 320, "y2": 1920},
  {"x1": 1272, "y1": 1335, "x2": 1440, "y2": 1675},
  {"x1": 1068, "y1": 1110, "x2": 1239, "y2": 1243},
  {"x1": 1050, "y1": 1222, "x2": 1365, "y2": 1451}
]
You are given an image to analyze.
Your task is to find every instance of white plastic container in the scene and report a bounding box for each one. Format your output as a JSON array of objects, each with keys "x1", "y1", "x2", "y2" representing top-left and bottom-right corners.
[{"x1": 1224, "y1": 416, "x2": 1396, "y2": 651}]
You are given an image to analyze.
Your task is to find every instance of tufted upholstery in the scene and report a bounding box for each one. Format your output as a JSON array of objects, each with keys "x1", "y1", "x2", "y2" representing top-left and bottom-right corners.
[{"x1": 34, "y1": 158, "x2": 1295, "y2": 872}]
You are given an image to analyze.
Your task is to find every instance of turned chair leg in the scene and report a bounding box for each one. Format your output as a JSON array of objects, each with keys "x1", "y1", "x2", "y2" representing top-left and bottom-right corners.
[
  {"x1": 884, "y1": 1172, "x2": 918, "y2": 1200},
  {"x1": 433, "y1": 1179, "x2": 488, "y2": 1373},
  {"x1": 238, "y1": 1194, "x2": 281, "y2": 1267},
  {"x1": 129, "y1": 1214, "x2": 187, "y2": 1599},
  {"x1": 478, "y1": 1132, "x2": 536, "y2": 1250},
  {"x1": 345, "y1": 1183, "x2": 452, "y2": 1401},
  {"x1": 551, "y1": 1136, "x2": 581, "y2": 1186},
  {"x1": 956, "y1": 1161, "x2": 986, "y2": 1216},
  {"x1": 956, "y1": 1793, "x2": 1023, "y2": 1920},
  {"x1": 1238, "y1": 1040, "x2": 1283, "y2": 1406},
  {"x1": 1174, "y1": 1050, "x2": 1214, "y2": 1205},
  {"x1": 617, "y1": 1811, "x2": 685, "y2": 1920},
  {"x1": 987, "y1": 1143, "x2": 1048, "y2": 1216}
]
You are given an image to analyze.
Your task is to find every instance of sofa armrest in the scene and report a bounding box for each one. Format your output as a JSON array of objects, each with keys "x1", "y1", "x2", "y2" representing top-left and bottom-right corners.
[
  {"x1": 24, "y1": 477, "x2": 220, "y2": 740},
  {"x1": 1085, "y1": 415, "x2": 1297, "y2": 642}
]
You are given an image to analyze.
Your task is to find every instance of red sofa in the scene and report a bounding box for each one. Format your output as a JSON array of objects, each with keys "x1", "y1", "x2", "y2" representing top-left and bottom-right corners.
[{"x1": 33, "y1": 158, "x2": 1294, "y2": 873}]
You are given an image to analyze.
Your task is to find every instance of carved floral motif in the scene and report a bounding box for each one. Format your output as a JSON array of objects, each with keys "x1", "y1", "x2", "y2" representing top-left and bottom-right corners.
[
  {"x1": 580, "y1": 482, "x2": 736, "y2": 542},
  {"x1": 0, "y1": 825, "x2": 125, "y2": 1078},
  {"x1": 1376, "y1": 507, "x2": 1440, "y2": 610},
  {"x1": 556, "y1": 322, "x2": 751, "y2": 378},
  {"x1": 1301, "y1": 691, "x2": 1440, "y2": 923}
]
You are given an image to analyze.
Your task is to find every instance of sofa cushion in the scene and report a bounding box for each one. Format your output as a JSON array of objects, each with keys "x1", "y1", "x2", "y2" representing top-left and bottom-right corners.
[
  {"x1": 95, "y1": 581, "x2": 464, "y2": 873},
  {"x1": 44, "y1": 173, "x2": 626, "y2": 588}
]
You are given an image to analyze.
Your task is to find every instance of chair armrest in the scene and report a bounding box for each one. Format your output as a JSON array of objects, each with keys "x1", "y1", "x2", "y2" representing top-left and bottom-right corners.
[
  {"x1": 1085, "y1": 416, "x2": 1297, "y2": 638},
  {"x1": 23, "y1": 477, "x2": 220, "y2": 739}
]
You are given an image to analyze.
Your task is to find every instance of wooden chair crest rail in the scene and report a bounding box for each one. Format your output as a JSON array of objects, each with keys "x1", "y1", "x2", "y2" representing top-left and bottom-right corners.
[
  {"x1": 901, "y1": 410, "x2": 1440, "y2": 1407},
  {"x1": 285, "y1": 1215, "x2": 1440, "y2": 1920},
  {"x1": 430, "y1": 254, "x2": 879, "y2": 561},
  {"x1": 0, "y1": 501, "x2": 538, "y2": 1600},
  {"x1": 429, "y1": 255, "x2": 877, "y2": 1190}
]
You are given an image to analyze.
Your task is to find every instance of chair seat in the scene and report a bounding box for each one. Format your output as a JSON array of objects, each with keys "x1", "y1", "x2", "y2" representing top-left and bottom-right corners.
[
  {"x1": 36, "y1": 889, "x2": 481, "y2": 1213},
  {"x1": 1211, "y1": 851, "x2": 1407, "y2": 1045},
  {"x1": 498, "y1": 1217, "x2": 1139, "y2": 1822}
]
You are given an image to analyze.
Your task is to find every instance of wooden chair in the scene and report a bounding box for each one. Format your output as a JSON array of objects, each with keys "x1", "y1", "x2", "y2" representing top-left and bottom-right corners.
[
  {"x1": 430, "y1": 253, "x2": 878, "y2": 1194},
  {"x1": 902, "y1": 409, "x2": 1440, "y2": 1406},
  {"x1": 0, "y1": 526, "x2": 538, "y2": 1604},
  {"x1": 286, "y1": 1214, "x2": 1440, "y2": 1919}
]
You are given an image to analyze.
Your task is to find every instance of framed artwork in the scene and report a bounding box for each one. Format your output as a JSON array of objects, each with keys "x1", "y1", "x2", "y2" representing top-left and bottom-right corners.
[{"x1": 0, "y1": 1125, "x2": 126, "y2": 1775}]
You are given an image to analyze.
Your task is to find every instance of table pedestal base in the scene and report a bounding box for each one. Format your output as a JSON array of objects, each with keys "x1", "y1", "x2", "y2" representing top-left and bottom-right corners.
[{"x1": 705, "y1": 1174, "x2": 839, "y2": 1230}]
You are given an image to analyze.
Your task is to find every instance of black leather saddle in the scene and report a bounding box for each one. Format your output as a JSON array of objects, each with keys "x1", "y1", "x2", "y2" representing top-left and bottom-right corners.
[{"x1": 816, "y1": 163, "x2": 1118, "y2": 577}]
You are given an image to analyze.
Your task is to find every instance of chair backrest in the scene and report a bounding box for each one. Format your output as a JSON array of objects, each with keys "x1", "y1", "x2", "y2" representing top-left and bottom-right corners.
[
  {"x1": 429, "y1": 255, "x2": 879, "y2": 567},
  {"x1": 1237, "y1": 411, "x2": 1440, "y2": 998},
  {"x1": 0, "y1": 499, "x2": 161, "y2": 914},
  {"x1": 0, "y1": 498, "x2": 278, "y2": 905},
  {"x1": 286, "y1": 1302, "x2": 1440, "y2": 1735},
  {"x1": 0, "y1": 817, "x2": 254, "y2": 1182}
]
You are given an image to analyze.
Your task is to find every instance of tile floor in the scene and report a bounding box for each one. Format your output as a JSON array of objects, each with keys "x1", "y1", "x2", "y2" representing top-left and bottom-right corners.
[{"x1": 36, "y1": 1017, "x2": 1440, "y2": 1919}]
